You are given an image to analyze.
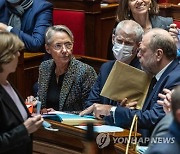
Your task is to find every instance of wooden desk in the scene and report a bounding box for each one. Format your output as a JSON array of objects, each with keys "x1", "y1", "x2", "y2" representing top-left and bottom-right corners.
[
  {"x1": 8, "y1": 52, "x2": 25, "y2": 97},
  {"x1": 33, "y1": 120, "x2": 139, "y2": 154},
  {"x1": 24, "y1": 52, "x2": 45, "y2": 97}
]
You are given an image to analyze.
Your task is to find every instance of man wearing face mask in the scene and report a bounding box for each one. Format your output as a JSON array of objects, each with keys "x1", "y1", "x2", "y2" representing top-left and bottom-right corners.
[
  {"x1": 0, "y1": 0, "x2": 53, "y2": 52},
  {"x1": 81, "y1": 20, "x2": 144, "y2": 109}
]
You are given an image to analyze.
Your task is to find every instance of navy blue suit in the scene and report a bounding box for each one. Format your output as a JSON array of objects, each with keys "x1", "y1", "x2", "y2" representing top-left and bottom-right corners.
[
  {"x1": 0, "y1": 0, "x2": 53, "y2": 51},
  {"x1": 112, "y1": 58, "x2": 180, "y2": 138},
  {"x1": 85, "y1": 57, "x2": 140, "y2": 108}
]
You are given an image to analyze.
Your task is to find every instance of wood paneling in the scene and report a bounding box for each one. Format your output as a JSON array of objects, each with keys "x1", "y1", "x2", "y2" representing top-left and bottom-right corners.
[
  {"x1": 33, "y1": 120, "x2": 139, "y2": 154},
  {"x1": 8, "y1": 52, "x2": 44, "y2": 99},
  {"x1": 159, "y1": 3, "x2": 180, "y2": 21}
]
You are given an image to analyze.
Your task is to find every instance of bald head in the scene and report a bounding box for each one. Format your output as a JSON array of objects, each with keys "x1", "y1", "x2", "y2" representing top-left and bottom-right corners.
[{"x1": 143, "y1": 28, "x2": 177, "y2": 60}]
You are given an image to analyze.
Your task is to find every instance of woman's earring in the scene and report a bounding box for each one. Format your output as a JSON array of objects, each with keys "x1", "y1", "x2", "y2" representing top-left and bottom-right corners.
[
  {"x1": 128, "y1": 12, "x2": 131, "y2": 18},
  {"x1": 46, "y1": 50, "x2": 50, "y2": 54}
]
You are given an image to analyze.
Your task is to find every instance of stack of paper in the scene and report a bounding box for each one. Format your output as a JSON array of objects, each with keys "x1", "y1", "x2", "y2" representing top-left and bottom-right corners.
[
  {"x1": 76, "y1": 125, "x2": 124, "y2": 133},
  {"x1": 42, "y1": 111, "x2": 100, "y2": 125}
]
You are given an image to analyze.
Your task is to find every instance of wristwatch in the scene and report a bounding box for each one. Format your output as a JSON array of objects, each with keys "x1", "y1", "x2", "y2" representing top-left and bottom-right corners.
[{"x1": 110, "y1": 106, "x2": 116, "y2": 117}]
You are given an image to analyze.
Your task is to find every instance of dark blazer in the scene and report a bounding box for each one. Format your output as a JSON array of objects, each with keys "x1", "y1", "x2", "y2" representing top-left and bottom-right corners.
[
  {"x1": 146, "y1": 113, "x2": 173, "y2": 150},
  {"x1": 150, "y1": 112, "x2": 173, "y2": 139},
  {"x1": 145, "y1": 120, "x2": 180, "y2": 154},
  {"x1": 112, "y1": 58, "x2": 180, "y2": 138},
  {"x1": 0, "y1": 0, "x2": 53, "y2": 51},
  {"x1": 38, "y1": 57, "x2": 97, "y2": 112},
  {"x1": 0, "y1": 84, "x2": 31, "y2": 154},
  {"x1": 85, "y1": 57, "x2": 140, "y2": 108},
  {"x1": 107, "y1": 16, "x2": 173, "y2": 59}
]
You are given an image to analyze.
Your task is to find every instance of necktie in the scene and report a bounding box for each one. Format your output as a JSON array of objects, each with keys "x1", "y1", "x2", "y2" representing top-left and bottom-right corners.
[{"x1": 144, "y1": 77, "x2": 157, "y2": 104}]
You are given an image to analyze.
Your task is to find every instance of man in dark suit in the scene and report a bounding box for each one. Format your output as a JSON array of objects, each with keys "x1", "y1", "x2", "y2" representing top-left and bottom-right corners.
[
  {"x1": 80, "y1": 28, "x2": 180, "y2": 140},
  {"x1": 82, "y1": 20, "x2": 144, "y2": 109},
  {"x1": 146, "y1": 85, "x2": 180, "y2": 154},
  {"x1": 0, "y1": 0, "x2": 53, "y2": 52}
]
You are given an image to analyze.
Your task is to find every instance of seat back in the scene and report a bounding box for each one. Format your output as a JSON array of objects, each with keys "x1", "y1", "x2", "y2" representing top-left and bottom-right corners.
[
  {"x1": 75, "y1": 55, "x2": 108, "y2": 73},
  {"x1": 53, "y1": 9, "x2": 85, "y2": 55},
  {"x1": 174, "y1": 20, "x2": 180, "y2": 28}
]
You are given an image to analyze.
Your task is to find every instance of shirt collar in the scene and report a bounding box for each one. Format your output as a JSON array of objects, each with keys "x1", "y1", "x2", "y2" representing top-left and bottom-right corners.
[{"x1": 155, "y1": 61, "x2": 173, "y2": 81}]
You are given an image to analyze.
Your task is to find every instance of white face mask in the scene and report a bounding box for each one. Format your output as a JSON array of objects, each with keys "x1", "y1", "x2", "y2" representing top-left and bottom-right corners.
[{"x1": 113, "y1": 43, "x2": 133, "y2": 62}]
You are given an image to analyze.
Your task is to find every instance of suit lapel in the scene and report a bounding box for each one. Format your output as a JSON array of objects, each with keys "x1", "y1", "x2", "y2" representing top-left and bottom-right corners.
[
  {"x1": 143, "y1": 59, "x2": 179, "y2": 110},
  {"x1": 41, "y1": 60, "x2": 54, "y2": 106},
  {"x1": 11, "y1": 83, "x2": 31, "y2": 117},
  {"x1": 59, "y1": 58, "x2": 77, "y2": 110},
  {"x1": 0, "y1": 85, "x2": 24, "y2": 122}
]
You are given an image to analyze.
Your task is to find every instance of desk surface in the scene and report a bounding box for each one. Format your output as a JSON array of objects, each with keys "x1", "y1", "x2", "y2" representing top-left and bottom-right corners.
[{"x1": 24, "y1": 52, "x2": 45, "y2": 60}]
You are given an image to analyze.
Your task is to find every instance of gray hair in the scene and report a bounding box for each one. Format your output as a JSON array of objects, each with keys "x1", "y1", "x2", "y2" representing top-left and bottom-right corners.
[
  {"x1": 148, "y1": 28, "x2": 177, "y2": 60},
  {"x1": 115, "y1": 20, "x2": 144, "y2": 44},
  {"x1": 45, "y1": 25, "x2": 74, "y2": 45}
]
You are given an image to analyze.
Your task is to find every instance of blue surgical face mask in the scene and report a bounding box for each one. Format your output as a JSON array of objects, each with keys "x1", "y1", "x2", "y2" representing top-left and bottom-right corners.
[{"x1": 112, "y1": 42, "x2": 133, "y2": 62}]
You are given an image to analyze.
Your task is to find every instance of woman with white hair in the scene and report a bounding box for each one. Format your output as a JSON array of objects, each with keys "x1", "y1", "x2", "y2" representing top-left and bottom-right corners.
[{"x1": 37, "y1": 25, "x2": 97, "y2": 113}]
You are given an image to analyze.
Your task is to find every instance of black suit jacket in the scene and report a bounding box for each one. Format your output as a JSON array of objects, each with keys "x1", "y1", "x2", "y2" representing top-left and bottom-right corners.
[{"x1": 0, "y1": 84, "x2": 32, "y2": 154}]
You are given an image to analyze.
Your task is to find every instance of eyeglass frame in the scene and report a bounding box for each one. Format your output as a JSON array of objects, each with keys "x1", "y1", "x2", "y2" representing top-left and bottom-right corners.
[{"x1": 48, "y1": 41, "x2": 73, "y2": 51}]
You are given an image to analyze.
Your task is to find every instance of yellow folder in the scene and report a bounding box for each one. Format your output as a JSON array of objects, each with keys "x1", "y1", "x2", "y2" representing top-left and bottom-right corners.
[{"x1": 100, "y1": 61, "x2": 152, "y2": 109}]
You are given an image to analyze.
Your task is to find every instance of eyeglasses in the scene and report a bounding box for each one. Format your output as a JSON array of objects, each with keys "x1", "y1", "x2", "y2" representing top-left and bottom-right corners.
[{"x1": 50, "y1": 42, "x2": 73, "y2": 51}]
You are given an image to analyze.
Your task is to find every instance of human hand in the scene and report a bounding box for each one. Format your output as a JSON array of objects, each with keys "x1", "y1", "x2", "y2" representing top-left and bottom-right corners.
[
  {"x1": 79, "y1": 103, "x2": 112, "y2": 119},
  {"x1": 0, "y1": 23, "x2": 8, "y2": 31},
  {"x1": 157, "y1": 88, "x2": 172, "y2": 113},
  {"x1": 120, "y1": 98, "x2": 137, "y2": 109},
  {"x1": 41, "y1": 108, "x2": 56, "y2": 114},
  {"x1": 23, "y1": 115, "x2": 43, "y2": 134},
  {"x1": 168, "y1": 23, "x2": 179, "y2": 43}
]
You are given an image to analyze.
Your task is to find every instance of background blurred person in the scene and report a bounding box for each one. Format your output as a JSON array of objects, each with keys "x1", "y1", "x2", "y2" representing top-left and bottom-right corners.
[
  {"x1": 146, "y1": 85, "x2": 180, "y2": 154},
  {"x1": 0, "y1": 31, "x2": 43, "y2": 154},
  {"x1": 0, "y1": 0, "x2": 53, "y2": 52},
  {"x1": 107, "y1": 0, "x2": 180, "y2": 59}
]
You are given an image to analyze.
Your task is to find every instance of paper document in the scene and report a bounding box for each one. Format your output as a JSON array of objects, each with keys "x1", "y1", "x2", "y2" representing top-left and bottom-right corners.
[
  {"x1": 42, "y1": 111, "x2": 101, "y2": 125},
  {"x1": 76, "y1": 125, "x2": 124, "y2": 133},
  {"x1": 100, "y1": 61, "x2": 152, "y2": 109}
]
